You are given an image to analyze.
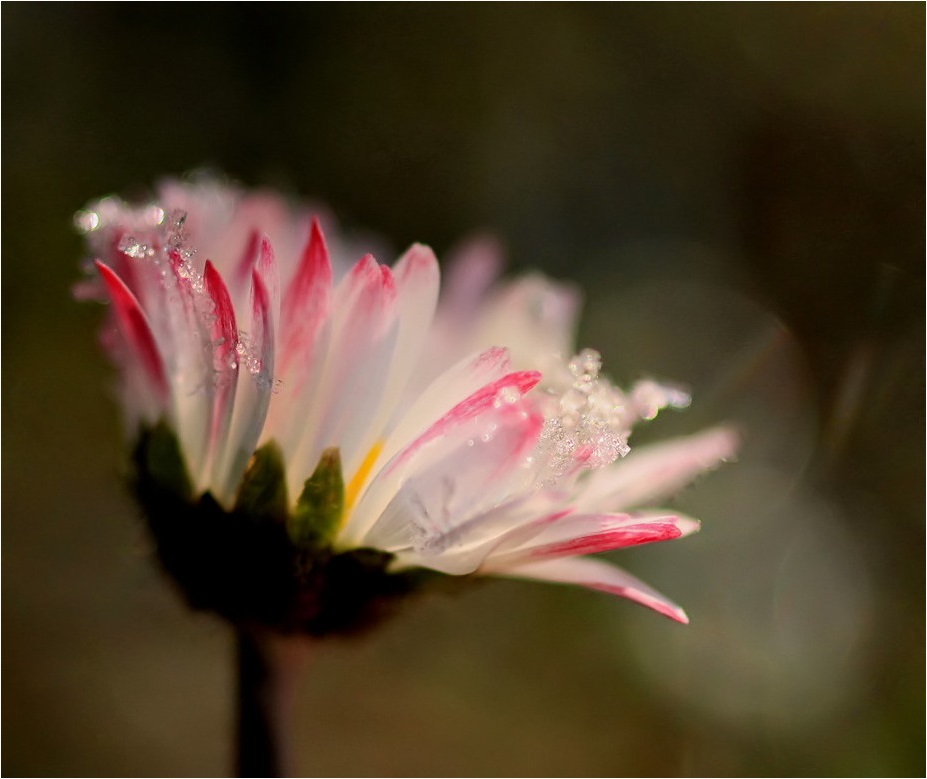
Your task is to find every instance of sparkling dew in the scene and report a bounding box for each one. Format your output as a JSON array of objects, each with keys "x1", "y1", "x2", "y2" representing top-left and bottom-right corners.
[{"x1": 533, "y1": 348, "x2": 632, "y2": 483}]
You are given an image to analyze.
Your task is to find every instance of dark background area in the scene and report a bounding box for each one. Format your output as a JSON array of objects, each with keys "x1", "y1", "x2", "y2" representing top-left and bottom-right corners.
[{"x1": 3, "y1": 4, "x2": 923, "y2": 776}]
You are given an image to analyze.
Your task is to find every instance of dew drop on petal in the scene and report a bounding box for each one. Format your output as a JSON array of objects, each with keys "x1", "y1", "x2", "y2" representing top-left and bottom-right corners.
[
  {"x1": 145, "y1": 206, "x2": 166, "y2": 226},
  {"x1": 493, "y1": 385, "x2": 522, "y2": 408},
  {"x1": 533, "y1": 348, "x2": 632, "y2": 483},
  {"x1": 119, "y1": 235, "x2": 156, "y2": 259},
  {"x1": 74, "y1": 210, "x2": 100, "y2": 233},
  {"x1": 632, "y1": 379, "x2": 692, "y2": 420}
]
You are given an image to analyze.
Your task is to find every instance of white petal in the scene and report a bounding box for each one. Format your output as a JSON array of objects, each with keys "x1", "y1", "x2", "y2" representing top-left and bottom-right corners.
[
  {"x1": 473, "y1": 274, "x2": 581, "y2": 372},
  {"x1": 389, "y1": 244, "x2": 441, "y2": 391},
  {"x1": 361, "y1": 403, "x2": 544, "y2": 573},
  {"x1": 339, "y1": 361, "x2": 541, "y2": 546},
  {"x1": 575, "y1": 426, "x2": 739, "y2": 512}
]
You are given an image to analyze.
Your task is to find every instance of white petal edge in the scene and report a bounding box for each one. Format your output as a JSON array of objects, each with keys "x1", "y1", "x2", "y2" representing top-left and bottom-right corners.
[
  {"x1": 576, "y1": 426, "x2": 740, "y2": 513},
  {"x1": 488, "y1": 556, "x2": 690, "y2": 623}
]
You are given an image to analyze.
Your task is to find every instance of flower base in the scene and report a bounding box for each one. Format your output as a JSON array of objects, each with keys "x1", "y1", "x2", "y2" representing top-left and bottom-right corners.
[{"x1": 133, "y1": 423, "x2": 444, "y2": 637}]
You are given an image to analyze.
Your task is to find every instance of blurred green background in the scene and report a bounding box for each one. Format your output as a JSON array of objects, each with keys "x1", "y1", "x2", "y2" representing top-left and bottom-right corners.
[{"x1": 3, "y1": 4, "x2": 923, "y2": 776}]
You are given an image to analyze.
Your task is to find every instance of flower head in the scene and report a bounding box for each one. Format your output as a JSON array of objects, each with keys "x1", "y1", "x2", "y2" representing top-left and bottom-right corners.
[{"x1": 77, "y1": 176, "x2": 736, "y2": 634}]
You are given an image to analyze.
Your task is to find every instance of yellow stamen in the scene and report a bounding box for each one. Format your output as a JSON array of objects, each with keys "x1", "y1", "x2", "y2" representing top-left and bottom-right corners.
[{"x1": 344, "y1": 440, "x2": 384, "y2": 515}]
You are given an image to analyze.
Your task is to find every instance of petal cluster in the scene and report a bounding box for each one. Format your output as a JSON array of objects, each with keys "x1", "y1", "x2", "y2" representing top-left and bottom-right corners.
[{"x1": 78, "y1": 178, "x2": 736, "y2": 624}]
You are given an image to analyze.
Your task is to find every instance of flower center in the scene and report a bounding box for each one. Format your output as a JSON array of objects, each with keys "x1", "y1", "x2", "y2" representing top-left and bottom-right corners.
[{"x1": 344, "y1": 441, "x2": 384, "y2": 516}]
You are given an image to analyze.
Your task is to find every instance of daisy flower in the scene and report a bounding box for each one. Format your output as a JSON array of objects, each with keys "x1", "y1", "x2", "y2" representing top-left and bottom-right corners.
[{"x1": 76, "y1": 176, "x2": 737, "y2": 634}]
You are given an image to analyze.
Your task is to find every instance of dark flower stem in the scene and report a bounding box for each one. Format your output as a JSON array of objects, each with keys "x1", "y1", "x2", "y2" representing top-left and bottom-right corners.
[{"x1": 235, "y1": 626, "x2": 309, "y2": 778}]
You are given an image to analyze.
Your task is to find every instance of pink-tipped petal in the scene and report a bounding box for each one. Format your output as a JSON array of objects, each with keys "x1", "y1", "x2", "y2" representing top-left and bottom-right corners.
[
  {"x1": 233, "y1": 228, "x2": 261, "y2": 291},
  {"x1": 109, "y1": 231, "x2": 142, "y2": 297},
  {"x1": 328, "y1": 243, "x2": 442, "y2": 490},
  {"x1": 203, "y1": 261, "x2": 240, "y2": 484},
  {"x1": 162, "y1": 249, "x2": 217, "y2": 477},
  {"x1": 491, "y1": 556, "x2": 691, "y2": 623},
  {"x1": 381, "y1": 346, "x2": 513, "y2": 461},
  {"x1": 204, "y1": 261, "x2": 238, "y2": 374},
  {"x1": 95, "y1": 260, "x2": 168, "y2": 400},
  {"x1": 393, "y1": 243, "x2": 440, "y2": 314},
  {"x1": 524, "y1": 520, "x2": 685, "y2": 558},
  {"x1": 483, "y1": 512, "x2": 699, "y2": 569},
  {"x1": 279, "y1": 217, "x2": 333, "y2": 374},
  {"x1": 251, "y1": 267, "x2": 275, "y2": 384},
  {"x1": 383, "y1": 370, "x2": 542, "y2": 477},
  {"x1": 316, "y1": 256, "x2": 398, "y2": 464},
  {"x1": 256, "y1": 235, "x2": 279, "y2": 307},
  {"x1": 286, "y1": 253, "x2": 400, "y2": 496},
  {"x1": 214, "y1": 263, "x2": 276, "y2": 503},
  {"x1": 265, "y1": 220, "x2": 334, "y2": 463},
  {"x1": 386, "y1": 243, "x2": 440, "y2": 393}
]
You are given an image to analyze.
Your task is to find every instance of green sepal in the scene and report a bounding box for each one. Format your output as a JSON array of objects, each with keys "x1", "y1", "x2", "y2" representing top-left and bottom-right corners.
[
  {"x1": 139, "y1": 420, "x2": 193, "y2": 500},
  {"x1": 234, "y1": 441, "x2": 288, "y2": 524},
  {"x1": 289, "y1": 447, "x2": 344, "y2": 549}
]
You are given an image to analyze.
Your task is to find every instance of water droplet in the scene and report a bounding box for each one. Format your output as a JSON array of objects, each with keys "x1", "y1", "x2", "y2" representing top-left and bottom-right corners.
[
  {"x1": 631, "y1": 380, "x2": 691, "y2": 420},
  {"x1": 118, "y1": 235, "x2": 155, "y2": 259},
  {"x1": 145, "y1": 206, "x2": 166, "y2": 225},
  {"x1": 165, "y1": 209, "x2": 192, "y2": 252},
  {"x1": 74, "y1": 210, "x2": 100, "y2": 233},
  {"x1": 533, "y1": 348, "x2": 633, "y2": 483},
  {"x1": 493, "y1": 385, "x2": 521, "y2": 408},
  {"x1": 569, "y1": 348, "x2": 601, "y2": 378}
]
